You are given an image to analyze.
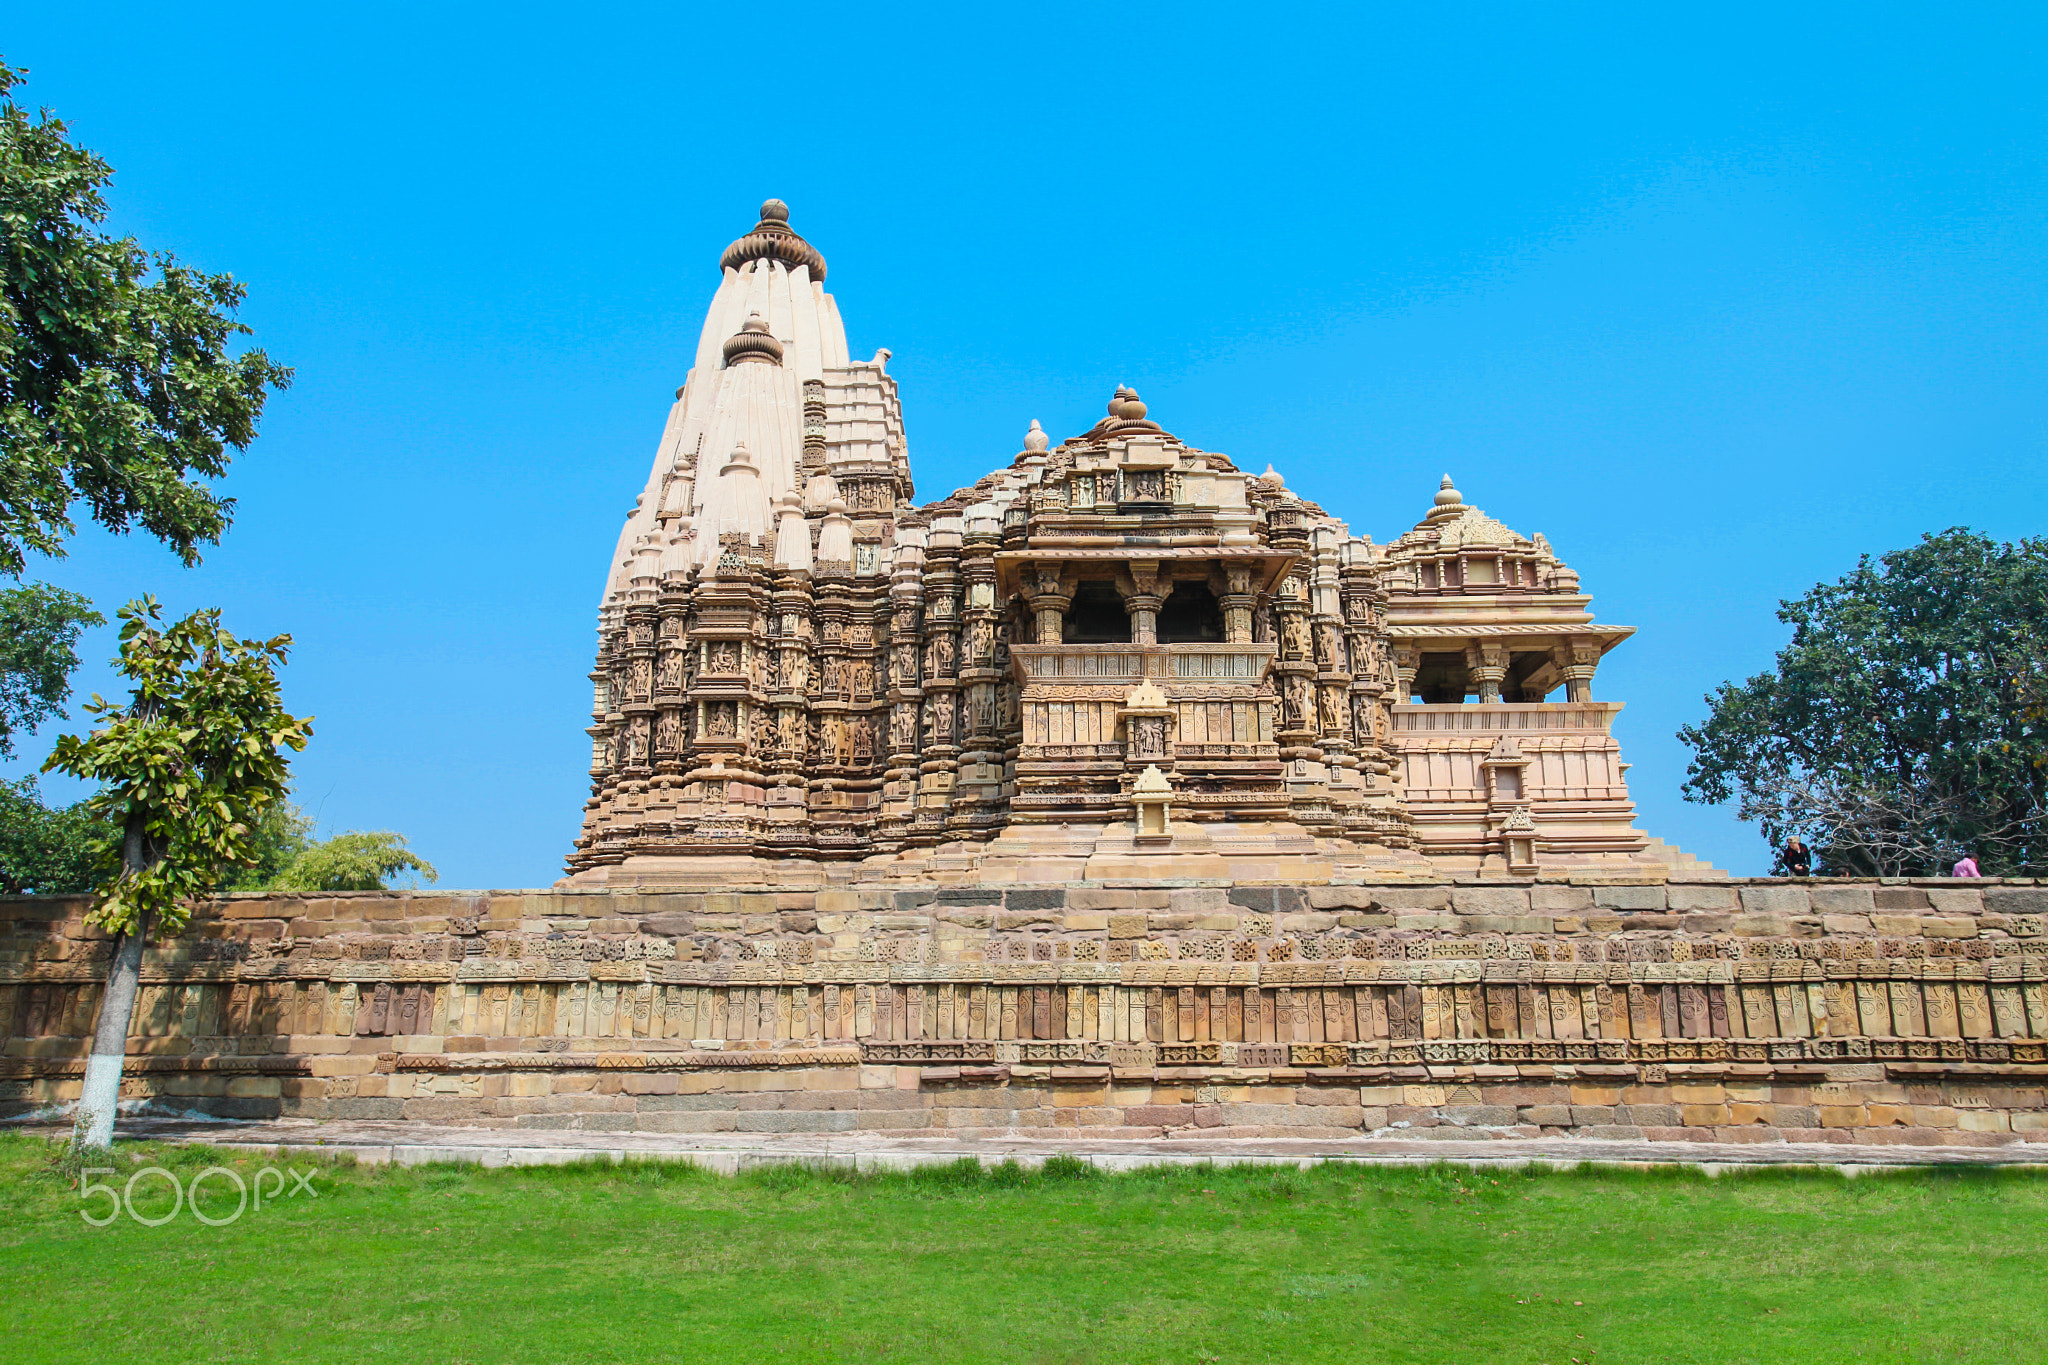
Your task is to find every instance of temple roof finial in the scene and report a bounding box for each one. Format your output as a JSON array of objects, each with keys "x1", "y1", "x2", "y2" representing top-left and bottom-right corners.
[
  {"x1": 1435, "y1": 473, "x2": 1462, "y2": 509},
  {"x1": 720, "y1": 199, "x2": 826, "y2": 280},
  {"x1": 1024, "y1": 419, "x2": 1049, "y2": 454}
]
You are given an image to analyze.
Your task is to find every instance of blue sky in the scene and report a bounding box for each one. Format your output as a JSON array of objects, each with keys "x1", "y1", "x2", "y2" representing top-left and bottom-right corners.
[{"x1": 6, "y1": 4, "x2": 2045, "y2": 886}]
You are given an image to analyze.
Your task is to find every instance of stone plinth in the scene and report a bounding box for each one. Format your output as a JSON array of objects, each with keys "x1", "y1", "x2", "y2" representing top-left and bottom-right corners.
[{"x1": 6, "y1": 879, "x2": 2047, "y2": 1148}]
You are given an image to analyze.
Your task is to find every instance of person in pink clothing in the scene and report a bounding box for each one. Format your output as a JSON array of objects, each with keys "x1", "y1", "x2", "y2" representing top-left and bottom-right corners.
[{"x1": 1953, "y1": 854, "x2": 1982, "y2": 877}]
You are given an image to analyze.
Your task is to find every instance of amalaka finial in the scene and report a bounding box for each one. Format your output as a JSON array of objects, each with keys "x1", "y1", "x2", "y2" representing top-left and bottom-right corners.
[{"x1": 720, "y1": 199, "x2": 826, "y2": 280}]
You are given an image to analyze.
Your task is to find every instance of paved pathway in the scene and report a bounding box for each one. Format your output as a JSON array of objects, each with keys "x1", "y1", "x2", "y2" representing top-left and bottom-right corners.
[{"x1": 8, "y1": 1115, "x2": 2047, "y2": 1173}]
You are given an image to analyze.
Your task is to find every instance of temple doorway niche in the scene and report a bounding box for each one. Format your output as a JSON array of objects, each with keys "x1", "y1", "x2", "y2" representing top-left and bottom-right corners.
[
  {"x1": 1062, "y1": 580, "x2": 1131, "y2": 643},
  {"x1": 1157, "y1": 583, "x2": 1224, "y2": 643}
]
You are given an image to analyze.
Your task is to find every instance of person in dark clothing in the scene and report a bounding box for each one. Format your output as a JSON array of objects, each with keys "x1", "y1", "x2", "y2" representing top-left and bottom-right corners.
[{"x1": 1780, "y1": 836, "x2": 1812, "y2": 877}]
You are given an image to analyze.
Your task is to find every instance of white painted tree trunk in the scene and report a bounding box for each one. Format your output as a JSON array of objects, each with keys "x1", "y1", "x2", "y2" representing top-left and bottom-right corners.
[{"x1": 73, "y1": 812, "x2": 153, "y2": 1151}]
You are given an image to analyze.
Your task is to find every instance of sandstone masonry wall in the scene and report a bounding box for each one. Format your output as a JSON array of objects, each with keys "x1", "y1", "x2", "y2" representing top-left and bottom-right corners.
[{"x1": 6, "y1": 878, "x2": 2048, "y2": 1147}]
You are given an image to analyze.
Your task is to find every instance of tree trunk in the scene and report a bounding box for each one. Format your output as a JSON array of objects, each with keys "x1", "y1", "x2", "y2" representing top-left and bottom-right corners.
[{"x1": 73, "y1": 811, "x2": 153, "y2": 1152}]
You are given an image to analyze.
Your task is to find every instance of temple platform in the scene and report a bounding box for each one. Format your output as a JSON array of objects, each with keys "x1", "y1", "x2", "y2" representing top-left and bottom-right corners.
[{"x1": 6, "y1": 875, "x2": 2047, "y2": 1148}]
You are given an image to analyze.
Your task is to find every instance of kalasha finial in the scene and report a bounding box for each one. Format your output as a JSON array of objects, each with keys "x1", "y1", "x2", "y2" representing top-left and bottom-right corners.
[
  {"x1": 1435, "y1": 473, "x2": 1462, "y2": 508},
  {"x1": 1109, "y1": 386, "x2": 1148, "y2": 421},
  {"x1": 1024, "y1": 419, "x2": 1049, "y2": 454},
  {"x1": 759, "y1": 198, "x2": 790, "y2": 223},
  {"x1": 1260, "y1": 464, "x2": 1285, "y2": 489}
]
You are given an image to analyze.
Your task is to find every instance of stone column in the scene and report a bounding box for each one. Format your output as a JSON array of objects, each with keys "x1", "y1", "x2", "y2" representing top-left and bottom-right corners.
[
  {"x1": 879, "y1": 539, "x2": 925, "y2": 847},
  {"x1": 1220, "y1": 564, "x2": 1256, "y2": 644},
  {"x1": 916, "y1": 541, "x2": 964, "y2": 843},
  {"x1": 1126, "y1": 562, "x2": 1163, "y2": 646},
  {"x1": 952, "y1": 536, "x2": 1005, "y2": 832},
  {"x1": 1391, "y1": 647, "x2": 1421, "y2": 704},
  {"x1": 768, "y1": 573, "x2": 815, "y2": 783},
  {"x1": 1555, "y1": 641, "x2": 1599, "y2": 703},
  {"x1": 1026, "y1": 563, "x2": 1069, "y2": 645},
  {"x1": 1466, "y1": 643, "x2": 1509, "y2": 705}
]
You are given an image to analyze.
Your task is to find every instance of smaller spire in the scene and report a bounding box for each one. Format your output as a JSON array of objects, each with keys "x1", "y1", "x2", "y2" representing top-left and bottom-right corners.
[
  {"x1": 722, "y1": 312, "x2": 784, "y2": 366},
  {"x1": 817, "y1": 496, "x2": 855, "y2": 564},
  {"x1": 721, "y1": 442, "x2": 758, "y2": 477}
]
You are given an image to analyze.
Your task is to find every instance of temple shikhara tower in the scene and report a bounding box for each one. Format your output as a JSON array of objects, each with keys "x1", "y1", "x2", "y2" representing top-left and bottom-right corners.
[{"x1": 565, "y1": 202, "x2": 1704, "y2": 886}]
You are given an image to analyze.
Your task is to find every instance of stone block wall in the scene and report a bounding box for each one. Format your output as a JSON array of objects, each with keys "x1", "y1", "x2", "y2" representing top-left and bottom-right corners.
[{"x1": 5, "y1": 877, "x2": 2048, "y2": 1147}]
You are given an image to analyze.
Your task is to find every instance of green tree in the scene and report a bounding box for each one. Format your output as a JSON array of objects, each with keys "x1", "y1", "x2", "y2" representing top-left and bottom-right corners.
[
  {"x1": 274, "y1": 830, "x2": 437, "y2": 892},
  {"x1": 0, "y1": 774, "x2": 108, "y2": 893},
  {"x1": 44, "y1": 598, "x2": 311, "y2": 1150},
  {"x1": 0, "y1": 60, "x2": 290, "y2": 576},
  {"x1": 1679, "y1": 528, "x2": 2048, "y2": 875},
  {"x1": 0, "y1": 580, "x2": 102, "y2": 756},
  {"x1": 216, "y1": 796, "x2": 313, "y2": 891}
]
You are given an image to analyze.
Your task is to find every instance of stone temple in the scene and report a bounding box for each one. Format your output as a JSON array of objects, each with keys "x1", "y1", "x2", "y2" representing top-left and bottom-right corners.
[
  {"x1": 15, "y1": 204, "x2": 2048, "y2": 1154},
  {"x1": 565, "y1": 201, "x2": 1704, "y2": 888}
]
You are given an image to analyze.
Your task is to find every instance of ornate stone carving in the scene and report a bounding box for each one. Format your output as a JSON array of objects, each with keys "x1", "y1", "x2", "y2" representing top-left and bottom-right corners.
[{"x1": 566, "y1": 203, "x2": 1665, "y2": 880}]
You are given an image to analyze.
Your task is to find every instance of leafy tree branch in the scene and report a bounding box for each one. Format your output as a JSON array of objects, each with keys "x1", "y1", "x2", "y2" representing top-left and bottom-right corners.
[{"x1": 0, "y1": 60, "x2": 291, "y2": 576}]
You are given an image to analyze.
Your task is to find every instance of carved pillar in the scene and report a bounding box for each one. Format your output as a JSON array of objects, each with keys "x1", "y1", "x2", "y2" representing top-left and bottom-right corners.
[
  {"x1": 621, "y1": 600, "x2": 657, "y2": 784},
  {"x1": 646, "y1": 567, "x2": 695, "y2": 844},
  {"x1": 879, "y1": 535, "x2": 926, "y2": 844},
  {"x1": 768, "y1": 574, "x2": 814, "y2": 783},
  {"x1": 800, "y1": 379, "x2": 827, "y2": 477},
  {"x1": 1126, "y1": 561, "x2": 1163, "y2": 646},
  {"x1": 1391, "y1": 646, "x2": 1421, "y2": 703},
  {"x1": 915, "y1": 538, "x2": 964, "y2": 843},
  {"x1": 951, "y1": 535, "x2": 1005, "y2": 832},
  {"x1": 1025, "y1": 562, "x2": 1068, "y2": 645},
  {"x1": 1466, "y1": 643, "x2": 1509, "y2": 705},
  {"x1": 1555, "y1": 641, "x2": 1599, "y2": 703},
  {"x1": 813, "y1": 573, "x2": 852, "y2": 776},
  {"x1": 1220, "y1": 564, "x2": 1256, "y2": 644}
]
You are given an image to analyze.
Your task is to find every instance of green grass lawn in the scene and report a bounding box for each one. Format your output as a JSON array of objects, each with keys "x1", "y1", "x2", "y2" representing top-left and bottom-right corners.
[{"x1": 0, "y1": 1133, "x2": 2042, "y2": 1363}]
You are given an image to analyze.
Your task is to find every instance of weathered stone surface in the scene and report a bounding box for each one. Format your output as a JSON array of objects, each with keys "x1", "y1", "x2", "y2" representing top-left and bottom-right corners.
[
  {"x1": 1986, "y1": 887, "x2": 2048, "y2": 915},
  {"x1": 1809, "y1": 885, "x2": 1876, "y2": 914},
  {"x1": 1453, "y1": 888, "x2": 1530, "y2": 916},
  {"x1": 1739, "y1": 886, "x2": 1810, "y2": 915},
  {"x1": 10, "y1": 874, "x2": 2048, "y2": 1149},
  {"x1": 1593, "y1": 886, "x2": 1666, "y2": 912}
]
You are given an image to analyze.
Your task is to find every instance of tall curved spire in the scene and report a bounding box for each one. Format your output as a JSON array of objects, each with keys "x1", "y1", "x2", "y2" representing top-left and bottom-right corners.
[{"x1": 604, "y1": 199, "x2": 884, "y2": 584}]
